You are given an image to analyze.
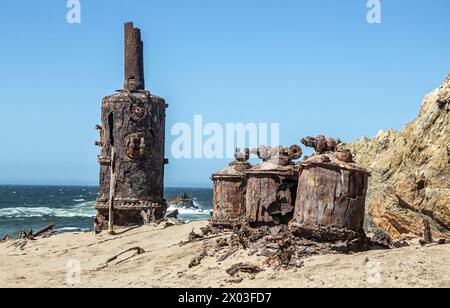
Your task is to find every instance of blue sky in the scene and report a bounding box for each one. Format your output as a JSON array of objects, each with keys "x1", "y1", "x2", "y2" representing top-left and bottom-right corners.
[{"x1": 0, "y1": 0, "x2": 449, "y2": 187}]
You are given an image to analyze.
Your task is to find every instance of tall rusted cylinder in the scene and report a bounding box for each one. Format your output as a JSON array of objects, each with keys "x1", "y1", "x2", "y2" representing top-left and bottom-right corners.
[
  {"x1": 245, "y1": 147, "x2": 300, "y2": 227},
  {"x1": 289, "y1": 153, "x2": 370, "y2": 242},
  {"x1": 95, "y1": 23, "x2": 167, "y2": 226},
  {"x1": 211, "y1": 153, "x2": 252, "y2": 228},
  {"x1": 124, "y1": 22, "x2": 145, "y2": 91}
]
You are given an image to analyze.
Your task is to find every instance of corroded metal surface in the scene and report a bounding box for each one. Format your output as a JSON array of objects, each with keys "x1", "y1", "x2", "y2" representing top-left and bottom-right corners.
[
  {"x1": 290, "y1": 152, "x2": 370, "y2": 242},
  {"x1": 211, "y1": 149, "x2": 252, "y2": 227},
  {"x1": 124, "y1": 22, "x2": 145, "y2": 91},
  {"x1": 245, "y1": 146, "x2": 301, "y2": 227},
  {"x1": 95, "y1": 23, "x2": 167, "y2": 226},
  {"x1": 301, "y1": 135, "x2": 338, "y2": 155}
]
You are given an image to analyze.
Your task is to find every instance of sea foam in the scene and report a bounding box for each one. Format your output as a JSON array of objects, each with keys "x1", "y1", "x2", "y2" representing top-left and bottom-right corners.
[{"x1": 0, "y1": 201, "x2": 97, "y2": 218}]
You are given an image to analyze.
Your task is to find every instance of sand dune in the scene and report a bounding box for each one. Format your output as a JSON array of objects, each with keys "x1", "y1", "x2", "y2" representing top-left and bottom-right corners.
[{"x1": 0, "y1": 220, "x2": 449, "y2": 288}]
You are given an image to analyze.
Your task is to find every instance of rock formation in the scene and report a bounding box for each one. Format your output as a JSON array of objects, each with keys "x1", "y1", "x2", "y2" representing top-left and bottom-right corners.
[
  {"x1": 345, "y1": 75, "x2": 450, "y2": 239},
  {"x1": 167, "y1": 193, "x2": 197, "y2": 209}
]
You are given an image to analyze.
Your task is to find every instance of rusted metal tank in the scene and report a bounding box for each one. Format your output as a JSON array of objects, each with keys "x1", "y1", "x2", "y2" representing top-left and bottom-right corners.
[
  {"x1": 289, "y1": 151, "x2": 370, "y2": 242},
  {"x1": 245, "y1": 145, "x2": 302, "y2": 227},
  {"x1": 211, "y1": 149, "x2": 252, "y2": 228},
  {"x1": 94, "y1": 22, "x2": 168, "y2": 226}
]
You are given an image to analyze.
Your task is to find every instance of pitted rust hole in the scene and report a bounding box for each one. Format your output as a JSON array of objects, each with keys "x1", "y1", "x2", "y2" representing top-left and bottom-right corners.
[{"x1": 108, "y1": 112, "x2": 115, "y2": 146}]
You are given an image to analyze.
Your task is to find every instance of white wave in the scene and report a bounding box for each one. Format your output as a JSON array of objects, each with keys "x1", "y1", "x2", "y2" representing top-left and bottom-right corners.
[
  {"x1": 55, "y1": 227, "x2": 90, "y2": 232},
  {"x1": 167, "y1": 204, "x2": 211, "y2": 216},
  {"x1": 73, "y1": 199, "x2": 85, "y2": 202},
  {"x1": 192, "y1": 200, "x2": 203, "y2": 208},
  {"x1": 0, "y1": 201, "x2": 97, "y2": 218}
]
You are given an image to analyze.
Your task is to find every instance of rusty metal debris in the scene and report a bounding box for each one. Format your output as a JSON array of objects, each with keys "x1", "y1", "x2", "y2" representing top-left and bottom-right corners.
[
  {"x1": 189, "y1": 249, "x2": 207, "y2": 268},
  {"x1": 203, "y1": 138, "x2": 397, "y2": 271},
  {"x1": 95, "y1": 246, "x2": 146, "y2": 271},
  {"x1": 226, "y1": 263, "x2": 263, "y2": 276},
  {"x1": 301, "y1": 135, "x2": 338, "y2": 155},
  {"x1": 211, "y1": 140, "x2": 370, "y2": 244},
  {"x1": 106, "y1": 246, "x2": 146, "y2": 265},
  {"x1": 188, "y1": 229, "x2": 204, "y2": 242},
  {"x1": 185, "y1": 138, "x2": 416, "y2": 272},
  {"x1": 192, "y1": 222, "x2": 410, "y2": 272}
]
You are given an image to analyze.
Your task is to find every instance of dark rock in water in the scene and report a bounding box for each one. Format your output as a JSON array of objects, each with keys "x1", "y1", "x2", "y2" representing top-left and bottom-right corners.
[
  {"x1": 166, "y1": 209, "x2": 179, "y2": 219},
  {"x1": 167, "y1": 193, "x2": 197, "y2": 209}
]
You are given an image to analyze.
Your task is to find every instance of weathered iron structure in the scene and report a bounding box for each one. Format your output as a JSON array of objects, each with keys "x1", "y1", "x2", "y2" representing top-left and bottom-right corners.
[
  {"x1": 211, "y1": 149, "x2": 252, "y2": 228},
  {"x1": 245, "y1": 145, "x2": 302, "y2": 227},
  {"x1": 301, "y1": 135, "x2": 338, "y2": 155},
  {"x1": 95, "y1": 22, "x2": 168, "y2": 226},
  {"x1": 290, "y1": 136, "x2": 370, "y2": 242}
]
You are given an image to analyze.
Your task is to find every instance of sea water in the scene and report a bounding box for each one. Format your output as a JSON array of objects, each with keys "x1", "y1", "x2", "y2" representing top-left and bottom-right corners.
[{"x1": 0, "y1": 186, "x2": 213, "y2": 237}]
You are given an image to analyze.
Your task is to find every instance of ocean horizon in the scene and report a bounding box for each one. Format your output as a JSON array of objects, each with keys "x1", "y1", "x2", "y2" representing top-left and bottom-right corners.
[{"x1": 0, "y1": 185, "x2": 213, "y2": 237}]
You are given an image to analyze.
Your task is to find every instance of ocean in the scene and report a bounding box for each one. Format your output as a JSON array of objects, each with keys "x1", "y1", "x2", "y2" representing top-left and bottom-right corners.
[{"x1": 0, "y1": 186, "x2": 213, "y2": 237}]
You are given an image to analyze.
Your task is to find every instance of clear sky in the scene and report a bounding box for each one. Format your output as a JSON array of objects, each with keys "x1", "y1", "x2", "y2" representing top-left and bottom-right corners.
[{"x1": 0, "y1": 0, "x2": 449, "y2": 187}]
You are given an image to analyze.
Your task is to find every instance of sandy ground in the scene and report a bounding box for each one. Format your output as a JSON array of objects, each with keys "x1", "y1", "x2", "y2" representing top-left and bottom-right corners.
[{"x1": 0, "y1": 220, "x2": 449, "y2": 288}]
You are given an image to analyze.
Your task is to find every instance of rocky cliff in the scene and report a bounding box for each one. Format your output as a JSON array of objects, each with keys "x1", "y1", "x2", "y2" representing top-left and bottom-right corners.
[{"x1": 346, "y1": 75, "x2": 450, "y2": 239}]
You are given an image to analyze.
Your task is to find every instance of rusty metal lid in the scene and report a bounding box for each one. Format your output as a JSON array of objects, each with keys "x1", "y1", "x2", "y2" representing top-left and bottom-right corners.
[
  {"x1": 212, "y1": 161, "x2": 252, "y2": 180},
  {"x1": 246, "y1": 157, "x2": 298, "y2": 177},
  {"x1": 301, "y1": 153, "x2": 370, "y2": 175}
]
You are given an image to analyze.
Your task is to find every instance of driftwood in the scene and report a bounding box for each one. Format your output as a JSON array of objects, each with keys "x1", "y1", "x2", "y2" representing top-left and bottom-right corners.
[
  {"x1": 194, "y1": 220, "x2": 418, "y2": 273},
  {"x1": 140, "y1": 209, "x2": 155, "y2": 225},
  {"x1": 226, "y1": 277, "x2": 244, "y2": 284},
  {"x1": 2, "y1": 224, "x2": 56, "y2": 245},
  {"x1": 422, "y1": 219, "x2": 433, "y2": 243},
  {"x1": 106, "y1": 247, "x2": 145, "y2": 265},
  {"x1": 0, "y1": 234, "x2": 14, "y2": 243},
  {"x1": 163, "y1": 218, "x2": 183, "y2": 229},
  {"x1": 189, "y1": 249, "x2": 207, "y2": 268},
  {"x1": 216, "y1": 238, "x2": 229, "y2": 249},
  {"x1": 217, "y1": 245, "x2": 238, "y2": 262},
  {"x1": 179, "y1": 232, "x2": 232, "y2": 247},
  {"x1": 19, "y1": 229, "x2": 29, "y2": 239},
  {"x1": 33, "y1": 224, "x2": 55, "y2": 238},
  {"x1": 108, "y1": 147, "x2": 116, "y2": 235},
  {"x1": 226, "y1": 263, "x2": 263, "y2": 276},
  {"x1": 18, "y1": 229, "x2": 35, "y2": 240},
  {"x1": 8, "y1": 239, "x2": 28, "y2": 251},
  {"x1": 42, "y1": 231, "x2": 56, "y2": 239},
  {"x1": 370, "y1": 233, "x2": 409, "y2": 249},
  {"x1": 188, "y1": 229, "x2": 204, "y2": 242}
]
